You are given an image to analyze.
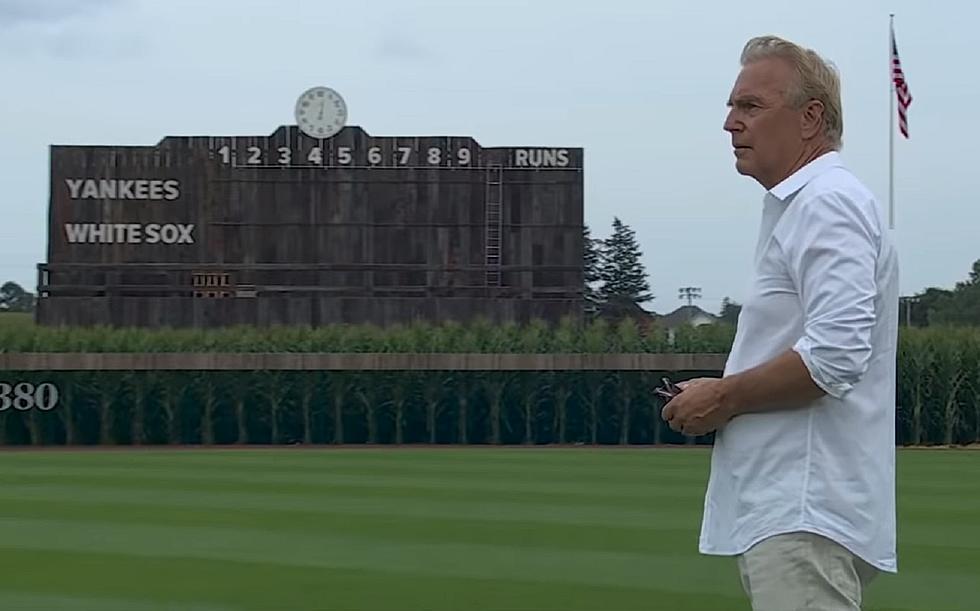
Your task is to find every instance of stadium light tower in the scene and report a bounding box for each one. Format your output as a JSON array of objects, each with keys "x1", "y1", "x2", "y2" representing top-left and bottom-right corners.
[{"x1": 678, "y1": 287, "x2": 702, "y2": 307}]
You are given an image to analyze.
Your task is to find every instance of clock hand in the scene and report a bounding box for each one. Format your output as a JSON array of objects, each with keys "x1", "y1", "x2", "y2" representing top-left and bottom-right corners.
[{"x1": 318, "y1": 101, "x2": 324, "y2": 121}]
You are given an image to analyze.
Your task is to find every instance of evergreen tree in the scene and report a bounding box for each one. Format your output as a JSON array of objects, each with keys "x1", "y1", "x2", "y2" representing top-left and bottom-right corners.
[
  {"x1": 597, "y1": 217, "x2": 652, "y2": 304},
  {"x1": 718, "y1": 297, "x2": 742, "y2": 325},
  {"x1": 583, "y1": 224, "x2": 603, "y2": 309}
]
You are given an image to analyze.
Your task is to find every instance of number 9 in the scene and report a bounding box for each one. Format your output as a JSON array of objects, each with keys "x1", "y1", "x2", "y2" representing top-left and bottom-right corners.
[{"x1": 457, "y1": 148, "x2": 471, "y2": 165}]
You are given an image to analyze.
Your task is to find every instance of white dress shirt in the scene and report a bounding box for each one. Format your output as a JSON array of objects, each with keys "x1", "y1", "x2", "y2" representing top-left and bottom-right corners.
[{"x1": 698, "y1": 151, "x2": 900, "y2": 573}]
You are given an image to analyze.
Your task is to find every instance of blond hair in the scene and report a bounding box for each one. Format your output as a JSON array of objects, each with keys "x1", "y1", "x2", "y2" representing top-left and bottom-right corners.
[{"x1": 740, "y1": 35, "x2": 843, "y2": 149}]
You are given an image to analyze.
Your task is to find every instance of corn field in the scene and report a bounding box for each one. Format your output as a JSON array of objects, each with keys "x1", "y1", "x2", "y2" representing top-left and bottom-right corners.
[
  {"x1": 1, "y1": 315, "x2": 978, "y2": 447},
  {"x1": 0, "y1": 316, "x2": 734, "y2": 354}
]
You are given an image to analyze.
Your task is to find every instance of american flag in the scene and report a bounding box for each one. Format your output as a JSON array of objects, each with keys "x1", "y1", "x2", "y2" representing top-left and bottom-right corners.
[{"x1": 891, "y1": 24, "x2": 912, "y2": 138}]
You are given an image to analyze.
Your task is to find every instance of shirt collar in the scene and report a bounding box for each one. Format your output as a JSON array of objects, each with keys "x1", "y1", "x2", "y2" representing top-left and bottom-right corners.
[{"x1": 767, "y1": 151, "x2": 844, "y2": 202}]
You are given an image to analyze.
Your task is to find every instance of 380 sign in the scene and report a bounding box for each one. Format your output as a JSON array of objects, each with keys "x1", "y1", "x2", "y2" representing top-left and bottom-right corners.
[{"x1": 0, "y1": 382, "x2": 60, "y2": 411}]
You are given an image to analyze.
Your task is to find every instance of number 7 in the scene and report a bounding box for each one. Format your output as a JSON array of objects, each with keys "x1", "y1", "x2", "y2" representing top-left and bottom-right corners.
[{"x1": 398, "y1": 147, "x2": 412, "y2": 165}]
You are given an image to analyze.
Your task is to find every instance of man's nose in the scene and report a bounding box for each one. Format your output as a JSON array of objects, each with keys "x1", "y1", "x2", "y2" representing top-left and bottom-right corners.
[{"x1": 723, "y1": 110, "x2": 740, "y2": 133}]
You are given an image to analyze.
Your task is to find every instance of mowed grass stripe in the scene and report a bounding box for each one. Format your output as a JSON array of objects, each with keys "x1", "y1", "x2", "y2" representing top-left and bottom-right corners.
[
  {"x1": 0, "y1": 463, "x2": 708, "y2": 503},
  {"x1": 0, "y1": 483, "x2": 702, "y2": 531},
  {"x1": 0, "y1": 516, "x2": 738, "y2": 596},
  {"x1": 0, "y1": 497, "x2": 697, "y2": 555},
  {"x1": 0, "y1": 549, "x2": 748, "y2": 611},
  {"x1": 0, "y1": 448, "x2": 712, "y2": 485},
  {"x1": 0, "y1": 591, "x2": 234, "y2": 611}
]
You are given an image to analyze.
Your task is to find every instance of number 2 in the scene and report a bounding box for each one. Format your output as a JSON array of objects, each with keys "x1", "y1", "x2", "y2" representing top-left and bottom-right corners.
[{"x1": 247, "y1": 147, "x2": 261, "y2": 164}]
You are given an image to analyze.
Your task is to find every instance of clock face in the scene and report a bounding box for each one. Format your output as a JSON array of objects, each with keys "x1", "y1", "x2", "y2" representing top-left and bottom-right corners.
[{"x1": 295, "y1": 86, "x2": 347, "y2": 139}]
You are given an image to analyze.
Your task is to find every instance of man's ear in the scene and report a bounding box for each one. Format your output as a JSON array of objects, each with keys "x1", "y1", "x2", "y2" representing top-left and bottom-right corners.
[{"x1": 801, "y1": 99, "x2": 825, "y2": 139}]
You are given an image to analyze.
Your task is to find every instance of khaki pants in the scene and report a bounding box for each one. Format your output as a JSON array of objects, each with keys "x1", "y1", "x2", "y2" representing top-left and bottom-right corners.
[{"x1": 737, "y1": 532, "x2": 879, "y2": 610}]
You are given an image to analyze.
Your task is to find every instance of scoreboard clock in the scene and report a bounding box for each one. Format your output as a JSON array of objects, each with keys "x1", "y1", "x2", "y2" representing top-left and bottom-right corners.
[
  {"x1": 294, "y1": 86, "x2": 347, "y2": 139},
  {"x1": 37, "y1": 87, "x2": 585, "y2": 328}
]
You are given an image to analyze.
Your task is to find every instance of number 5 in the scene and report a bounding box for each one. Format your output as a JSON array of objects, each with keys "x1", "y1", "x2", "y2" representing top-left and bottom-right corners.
[{"x1": 337, "y1": 147, "x2": 352, "y2": 165}]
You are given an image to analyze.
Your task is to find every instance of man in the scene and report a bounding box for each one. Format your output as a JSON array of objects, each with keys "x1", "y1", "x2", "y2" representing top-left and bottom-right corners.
[{"x1": 661, "y1": 35, "x2": 900, "y2": 610}]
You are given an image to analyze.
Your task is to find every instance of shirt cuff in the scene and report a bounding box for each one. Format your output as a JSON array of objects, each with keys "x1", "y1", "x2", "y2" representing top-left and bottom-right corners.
[{"x1": 791, "y1": 336, "x2": 852, "y2": 399}]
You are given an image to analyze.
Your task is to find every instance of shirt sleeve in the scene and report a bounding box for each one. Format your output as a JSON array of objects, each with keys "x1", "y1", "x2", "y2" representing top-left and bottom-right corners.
[{"x1": 778, "y1": 189, "x2": 881, "y2": 399}]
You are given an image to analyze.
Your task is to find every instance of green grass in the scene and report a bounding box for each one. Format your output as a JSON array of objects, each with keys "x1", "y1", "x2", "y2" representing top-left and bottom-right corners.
[
  {"x1": 0, "y1": 311, "x2": 33, "y2": 329},
  {"x1": 0, "y1": 448, "x2": 976, "y2": 610}
]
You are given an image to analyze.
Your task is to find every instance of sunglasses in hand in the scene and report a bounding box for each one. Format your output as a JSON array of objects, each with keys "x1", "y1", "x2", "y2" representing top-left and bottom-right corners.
[{"x1": 654, "y1": 377, "x2": 684, "y2": 401}]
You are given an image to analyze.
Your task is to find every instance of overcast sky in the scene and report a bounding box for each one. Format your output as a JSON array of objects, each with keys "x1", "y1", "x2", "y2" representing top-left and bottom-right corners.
[{"x1": 1, "y1": 0, "x2": 976, "y2": 315}]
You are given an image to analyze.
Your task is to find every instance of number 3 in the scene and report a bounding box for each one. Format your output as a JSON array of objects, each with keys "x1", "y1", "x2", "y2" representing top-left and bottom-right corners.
[
  {"x1": 0, "y1": 383, "x2": 10, "y2": 411},
  {"x1": 277, "y1": 147, "x2": 291, "y2": 165}
]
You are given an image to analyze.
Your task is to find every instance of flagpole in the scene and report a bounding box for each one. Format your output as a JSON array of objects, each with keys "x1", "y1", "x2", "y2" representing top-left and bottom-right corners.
[{"x1": 889, "y1": 13, "x2": 895, "y2": 229}]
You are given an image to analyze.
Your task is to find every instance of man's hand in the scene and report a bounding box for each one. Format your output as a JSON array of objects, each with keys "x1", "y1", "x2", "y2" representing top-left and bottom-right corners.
[
  {"x1": 661, "y1": 377, "x2": 734, "y2": 436},
  {"x1": 659, "y1": 350, "x2": 828, "y2": 436}
]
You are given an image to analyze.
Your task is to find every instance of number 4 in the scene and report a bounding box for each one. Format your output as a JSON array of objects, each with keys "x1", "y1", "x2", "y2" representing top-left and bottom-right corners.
[{"x1": 307, "y1": 147, "x2": 322, "y2": 164}]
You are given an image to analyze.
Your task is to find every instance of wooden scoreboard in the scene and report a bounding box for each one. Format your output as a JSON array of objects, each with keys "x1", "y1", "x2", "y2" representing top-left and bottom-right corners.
[{"x1": 37, "y1": 88, "x2": 585, "y2": 328}]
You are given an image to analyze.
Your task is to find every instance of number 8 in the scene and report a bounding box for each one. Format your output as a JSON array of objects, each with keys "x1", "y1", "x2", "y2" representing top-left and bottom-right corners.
[
  {"x1": 427, "y1": 147, "x2": 441, "y2": 165},
  {"x1": 13, "y1": 383, "x2": 33, "y2": 411}
]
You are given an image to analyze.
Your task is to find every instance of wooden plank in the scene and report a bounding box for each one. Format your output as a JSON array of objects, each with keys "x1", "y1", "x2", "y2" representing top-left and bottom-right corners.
[{"x1": 0, "y1": 352, "x2": 727, "y2": 372}]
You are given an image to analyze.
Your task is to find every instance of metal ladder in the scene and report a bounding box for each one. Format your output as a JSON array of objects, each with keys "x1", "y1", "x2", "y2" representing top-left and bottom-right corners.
[{"x1": 484, "y1": 165, "x2": 503, "y2": 286}]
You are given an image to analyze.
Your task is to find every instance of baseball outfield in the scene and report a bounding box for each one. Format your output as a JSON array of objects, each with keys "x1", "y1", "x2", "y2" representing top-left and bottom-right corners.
[{"x1": 0, "y1": 447, "x2": 976, "y2": 610}]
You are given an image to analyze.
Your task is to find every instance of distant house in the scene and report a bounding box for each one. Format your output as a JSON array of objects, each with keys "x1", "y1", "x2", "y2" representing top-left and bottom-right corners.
[
  {"x1": 657, "y1": 305, "x2": 718, "y2": 329},
  {"x1": 592, "y1": 300, "x2": 721, "y2": 342},
  {"x1": 594, "y1": 296, "x2": 657, "y2": 333},
  {"x1": 654, "y1": 305, "x2": 719, "y2": 344}
]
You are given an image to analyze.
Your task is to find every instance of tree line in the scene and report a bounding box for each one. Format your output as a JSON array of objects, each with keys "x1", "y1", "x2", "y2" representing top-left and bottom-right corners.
[
  {"x1": 0, "y1": 282, "x2": 35, "y2": 313},
  {"x1": 902, "y1": 259, "x2": 980, "y2": 326}
]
